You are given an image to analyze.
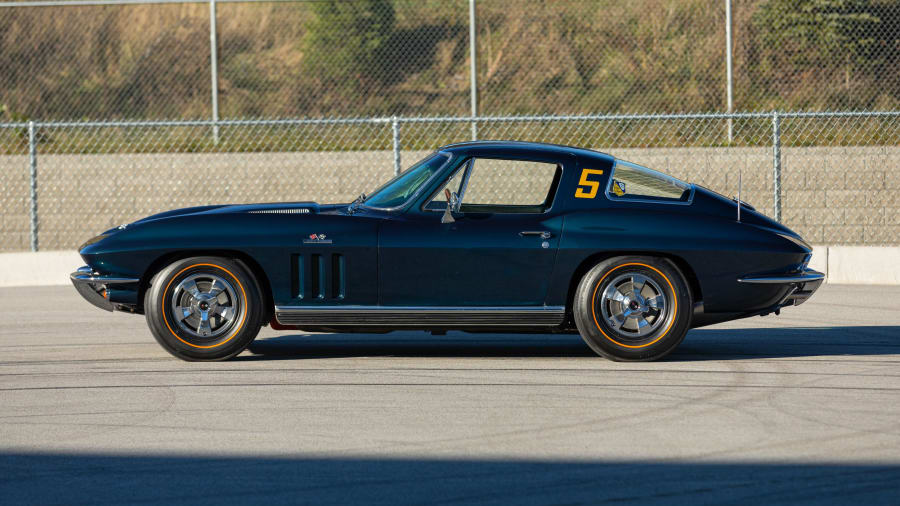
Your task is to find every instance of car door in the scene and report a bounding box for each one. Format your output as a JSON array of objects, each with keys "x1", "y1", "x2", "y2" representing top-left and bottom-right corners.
[{"x1": 378, "y1": 154, "x2": 572, "y2": 307}]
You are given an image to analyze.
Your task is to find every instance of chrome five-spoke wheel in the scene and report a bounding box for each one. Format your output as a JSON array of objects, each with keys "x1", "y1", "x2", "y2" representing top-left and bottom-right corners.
[
  {"x1": 599, "y1": 273, "x2": 668, "y2": 340},
  {"x1": 171, "y1": 273, "x2": 239, "y2": 339}
]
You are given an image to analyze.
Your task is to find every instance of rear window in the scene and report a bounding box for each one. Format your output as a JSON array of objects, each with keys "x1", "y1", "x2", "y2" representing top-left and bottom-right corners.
[{"x1": 607, "y1": 160, "x2": 691, "y2": 202}]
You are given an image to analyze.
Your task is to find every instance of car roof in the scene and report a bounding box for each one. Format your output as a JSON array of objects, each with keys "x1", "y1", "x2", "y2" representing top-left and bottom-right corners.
[{"x1": 439, "y1": 140, "x2": 615, "y2": 164}]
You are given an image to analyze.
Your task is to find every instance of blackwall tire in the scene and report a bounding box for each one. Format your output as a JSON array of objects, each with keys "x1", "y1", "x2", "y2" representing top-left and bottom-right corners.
[{"x1": 573, "y1": 256, "x2": 692, "y2": 361}]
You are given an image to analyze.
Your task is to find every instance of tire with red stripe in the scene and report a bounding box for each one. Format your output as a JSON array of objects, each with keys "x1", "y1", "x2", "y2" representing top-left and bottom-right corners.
[
  {"x1": 144, "y1": 256, "x2": 263, "y2": 361},
  {"x1": 573, "y1": 256, "x2": 692, "y2": 361}
]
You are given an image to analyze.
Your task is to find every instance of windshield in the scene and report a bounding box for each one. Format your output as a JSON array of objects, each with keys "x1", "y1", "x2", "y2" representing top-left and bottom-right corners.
[{"x1": 363, "y1": 153, "x2": 450, "y2": 209}]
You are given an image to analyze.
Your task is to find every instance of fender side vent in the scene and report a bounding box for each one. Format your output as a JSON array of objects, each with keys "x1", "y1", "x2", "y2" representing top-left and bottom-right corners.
[
  {"x1": 311, "y1": 254, "x2": 324, "y2": 299},
  {"x1": 331, "y1": 254, "x2": 345, "y2": 300},
  {"x1": 291, "y1": 254, "x2": 304, "y2": 299}
]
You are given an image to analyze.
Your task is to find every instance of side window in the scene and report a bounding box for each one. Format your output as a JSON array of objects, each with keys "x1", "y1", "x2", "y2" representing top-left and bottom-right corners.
[
  {"x1": 425, "y1": 163, "x2": 466, "y2": 210},
  {"x1": 607, "y1": 160, "x2": 691, "y2": 201},
  {"x1": 460, "y1": 158, "x2": 561, "y2": 212}
]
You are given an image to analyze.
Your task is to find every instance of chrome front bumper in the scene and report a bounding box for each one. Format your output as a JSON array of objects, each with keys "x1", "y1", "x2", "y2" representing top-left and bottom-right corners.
[
  {"x1": 70, "y1": 266, "x2": 140, "y2": 312},
  {"x1": 738, "y1": 268, "x2": 825, "y2": 307}
]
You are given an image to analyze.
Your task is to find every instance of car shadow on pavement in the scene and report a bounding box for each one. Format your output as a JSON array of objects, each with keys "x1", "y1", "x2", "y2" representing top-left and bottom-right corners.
[
  {"x1": 2, "y1": 452, "x2": 898, "y2": 505},
  {"x1": 242, "y1": 326, "x2": 900, "y2": 361},
  {"x1": 245, "y1": 331, "x2": 597, "y2": 359}
]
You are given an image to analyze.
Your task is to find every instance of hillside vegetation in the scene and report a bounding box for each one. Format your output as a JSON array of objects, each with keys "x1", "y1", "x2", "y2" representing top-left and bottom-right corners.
[{"x1": 1, "y1": 0, "x2": 898, "y2": 121}]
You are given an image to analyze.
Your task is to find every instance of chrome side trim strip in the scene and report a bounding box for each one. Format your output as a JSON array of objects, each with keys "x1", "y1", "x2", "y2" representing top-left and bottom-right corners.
[
  {"x1": 274, "y1": 305, "x2": 566, "y2": 327},
  {"x1": 275, "y1": 305, "x2": 567, "y2": 313},
  {"x1": 737, "y1": 270, "x2": 824, "y2": 284}
]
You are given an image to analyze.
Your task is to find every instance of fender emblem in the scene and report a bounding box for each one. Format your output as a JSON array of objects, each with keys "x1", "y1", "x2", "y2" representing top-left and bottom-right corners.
[{"x1": 303, "y1": 233, "x2": 332, "y2": 244}]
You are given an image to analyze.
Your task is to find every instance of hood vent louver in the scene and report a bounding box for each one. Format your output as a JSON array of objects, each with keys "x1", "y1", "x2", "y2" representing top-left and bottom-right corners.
[{"x1": 249, "y1": 208, "x2": 312, "y2": 214}]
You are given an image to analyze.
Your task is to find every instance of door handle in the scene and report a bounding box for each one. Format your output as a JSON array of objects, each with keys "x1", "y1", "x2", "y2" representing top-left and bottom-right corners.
[{"x1": 519, "y1": 231, "x2": 552, "y2": 239}]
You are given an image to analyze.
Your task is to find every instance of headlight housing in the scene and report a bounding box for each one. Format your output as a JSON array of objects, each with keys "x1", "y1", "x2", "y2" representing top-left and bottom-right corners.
[{"x1": 79, "y1": 234, "x2": 109, "y2": 250}]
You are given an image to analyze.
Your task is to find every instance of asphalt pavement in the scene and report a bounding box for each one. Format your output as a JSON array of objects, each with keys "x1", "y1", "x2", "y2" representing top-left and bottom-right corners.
[{"x1": 1, "y1": 284, "x2": 899, "y2": 504}]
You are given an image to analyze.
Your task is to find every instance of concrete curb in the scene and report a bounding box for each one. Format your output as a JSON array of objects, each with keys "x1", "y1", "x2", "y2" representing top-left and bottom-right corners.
[
  {"x1": 0, "y1": 251, "x2": 84, "y2": 287},
  {"x1": 0, "y1": 247, "x2": 898, "y2": 287},
  {"x1": 823, "y1": 246, "x2": 900, "y2": 285}
]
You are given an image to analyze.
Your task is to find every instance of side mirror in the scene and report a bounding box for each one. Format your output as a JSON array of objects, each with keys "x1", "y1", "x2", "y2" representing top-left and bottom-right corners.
[{"x1": 441, "y1": 188, "x2": 460, "y2": 224}]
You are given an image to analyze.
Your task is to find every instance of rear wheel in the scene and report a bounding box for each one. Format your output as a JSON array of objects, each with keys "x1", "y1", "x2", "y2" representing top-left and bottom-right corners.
[
  {"x1": 144, "y1": 256, "x2": 263, "y2": 361},
  {"x1": 573, "y1": 256, "x2": 692, "y2": 361}
]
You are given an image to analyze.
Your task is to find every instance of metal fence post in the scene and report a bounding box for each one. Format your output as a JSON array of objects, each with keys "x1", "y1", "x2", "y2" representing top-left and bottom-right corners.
[
  {"x1": 468, "y1": 0, "x2": 478, "y2": 140},
  {"x1": 772, "y1": 110, "x2": 782, "y2": 222},
  {"x1": 391, "y1": 116, "x2": 401, "y2": 176},
  {"x1": 28, "y1": 121, "x2": 38, "y2": 252},
  {"x1": 737, "y1": 160, "x2": 742, "y2": 223},
  {"x1": 724, "y1": 0, "x2": 734, "y2": 143},
  {"x1": 209, "y1": 0, "x2": 220, "y2": 144}
]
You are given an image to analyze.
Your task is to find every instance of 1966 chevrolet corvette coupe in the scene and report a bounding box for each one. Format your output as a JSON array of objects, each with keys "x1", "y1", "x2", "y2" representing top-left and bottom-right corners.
[{"x1": 72, "y1": 141, "x2": 823, "y2": 361}]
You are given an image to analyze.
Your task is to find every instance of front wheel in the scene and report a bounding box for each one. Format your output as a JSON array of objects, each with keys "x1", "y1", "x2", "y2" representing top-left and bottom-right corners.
[
  {"x1": 144, "y1": 256, "x2": 263, "y2": 361},
  {"x1": 573, "y1": 256, "x2": 692, "y2": 361}
]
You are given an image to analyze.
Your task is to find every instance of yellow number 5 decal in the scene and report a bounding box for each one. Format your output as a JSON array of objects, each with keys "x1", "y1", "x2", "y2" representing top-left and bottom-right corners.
[{"x1": 574, "y1": 169, "x2": 605, "y2": 199}]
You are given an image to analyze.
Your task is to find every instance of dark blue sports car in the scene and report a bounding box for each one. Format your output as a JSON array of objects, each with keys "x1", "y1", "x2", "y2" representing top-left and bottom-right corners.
[{"x1": 72, "y1": 141, "x2": 822, "y2": 361}]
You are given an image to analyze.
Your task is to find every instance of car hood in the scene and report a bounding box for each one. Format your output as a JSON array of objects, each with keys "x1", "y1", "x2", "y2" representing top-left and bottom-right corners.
[{"x1": 106, "y1": 202, "x2": 340, "y2": 233}]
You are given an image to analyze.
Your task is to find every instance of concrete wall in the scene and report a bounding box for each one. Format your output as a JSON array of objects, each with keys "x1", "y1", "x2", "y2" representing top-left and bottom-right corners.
[
  {"x1": 1, "y1": 146, "x2": 898, "y2": 251},
  {"x1": 2, "y1": 247, "x2": 897, "y2": 288},
  {"x1": 617, "y1": 146, "x2": 900, "y2": 245},
  {"x1": 0, "y1": 251, "x2": 82, "y2": 287}
]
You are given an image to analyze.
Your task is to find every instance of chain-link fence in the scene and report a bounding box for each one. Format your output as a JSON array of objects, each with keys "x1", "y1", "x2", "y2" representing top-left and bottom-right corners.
[
  {"x1": 2, "y1": 111, "x2": 898, "y2": 252},
  {"x1": 1, "y1": 0, "x2": 899, "y2": 251},
  {"x1": 3, "y1": 0, "x2": 899, "y2": 120}
]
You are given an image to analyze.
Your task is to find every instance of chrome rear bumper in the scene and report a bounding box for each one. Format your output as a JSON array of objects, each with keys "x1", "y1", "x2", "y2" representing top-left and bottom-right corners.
[
  {"x1": 738, "y1": 268, "x2": 824, "y2": 307},
  {"x1": 70, "y1": 266, "x2": 140, "y2": 312},
  {"x1": 737, "y1": 270, "x2": 824, "y2": 284}
]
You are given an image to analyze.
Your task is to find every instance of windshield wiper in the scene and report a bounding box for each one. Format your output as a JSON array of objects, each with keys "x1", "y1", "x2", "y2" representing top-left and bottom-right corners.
[{"x1": 347, "y1": 193, "x2": 366, "y2": 214}]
